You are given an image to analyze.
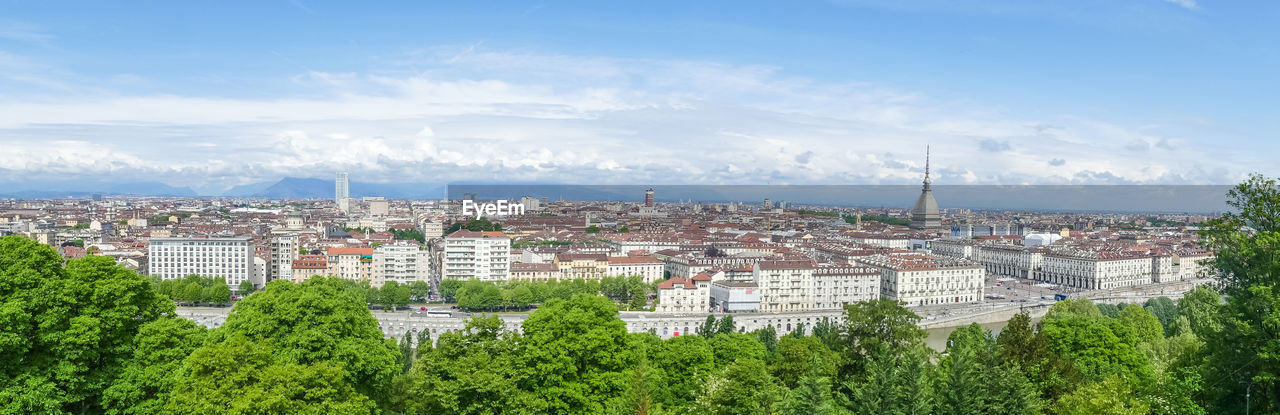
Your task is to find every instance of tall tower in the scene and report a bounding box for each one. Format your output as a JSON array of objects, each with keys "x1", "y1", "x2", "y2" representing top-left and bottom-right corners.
[
  {"x1": 335, "y1": 172, "x2": 350, "y2": 212},
  {"x1": 645, "y1": 187, "x2": 654, "y2": 207},
  {"x1": 909, "y1": 146, "x2": 941, "y2": 229}
]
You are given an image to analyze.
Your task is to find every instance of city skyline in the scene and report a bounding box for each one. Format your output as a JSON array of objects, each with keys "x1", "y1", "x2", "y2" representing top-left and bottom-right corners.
[{"x1": 2, "y1": 1, "x2": 1277, "y2": 193}]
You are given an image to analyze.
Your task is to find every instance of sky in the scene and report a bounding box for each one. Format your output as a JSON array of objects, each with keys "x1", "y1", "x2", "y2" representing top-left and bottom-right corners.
[{"x1": 1, "y1": 0, "x2": 1277, "y2": 194}]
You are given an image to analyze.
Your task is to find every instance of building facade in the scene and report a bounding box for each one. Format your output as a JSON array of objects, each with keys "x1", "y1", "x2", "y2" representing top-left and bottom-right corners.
[
  {"x1": 148, "y1": 237, "x2": 255, "y2": 287},
  {"x1": 442, "y1": 231, "x2": 511, "y2": 281}
]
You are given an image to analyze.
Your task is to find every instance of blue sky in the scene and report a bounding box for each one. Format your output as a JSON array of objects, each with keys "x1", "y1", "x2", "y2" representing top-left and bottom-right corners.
[{"x1": 1, "y1": 0, "x2": 1276, "y2": 193}]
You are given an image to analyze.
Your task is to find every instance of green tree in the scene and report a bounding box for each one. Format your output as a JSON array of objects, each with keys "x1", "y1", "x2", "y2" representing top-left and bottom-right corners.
[
  {"x1": 753, "y1": 325, "x2": 779, "y2": 355},
  {"x1": 653, "y1": 335, "x2": 717, "y2": 409},
  {"x1": 709, "y1": 332, "x2": 767, "y2": 367},
  {"x1": 439, "y1": 279, "x2": 463, "y2": 302},
  {"x1": 399, "y1": 331, "x2": 414, "y2": 374},
  {"x1": 203, "y1": 280, "x2": 232, "y2": 305},
  {"x1": 772, "y1": 335, "x2": 839, "y2": 389},
  {"x1": 838, "y1": 299, "x2": 925, "y2": 379},
  {"x1": 1198, "y1": 175, "x2": 1280, "y2": 413},
  {"x1": 519, "y1": 295, "x2": 630, "y2": 414},
  {"x1": 102, "y1": 317, "x2": 208, "y2": 415},
  {"x1": 696, "y1": 357, "x2": 781, "y2": 415},
  {"x1": 381, "y1": 281, "x2": 410, "y2": 311},
  {"x1": 700, "y1": 315, "x2": 718, "y2": 338},
  {"x1": 997, "y1": 312, "x2": 1038, "y2": 368},
  {"x1": 608, "y1": 333, "x2": 666, "y2": 415},
  {"x1": 166, "y1": 277, "x2": 400, "y2": 413},
  {"x1": 408, "y1": 280, "x2": 430, "y2": 303},
  {"x1": 716, "y1": 315, "x2": 735, "y2": 335},
  {"x1": 585, "y1": 225, "x2": 601, "y2": 234},
  {"x1": 841, "y1": 343, "x2": 935, "y2": 415},
  {"x1": 180, "y1": 282, "x2": 203, "y2": 304},
  {"x1": 777, "y1": 359, "x2": 839, "y2": 415},
  {"x1": 1177, "y1": 285, "x2": 1222, "y2": 338},
  {"x1": 0, "y1": 238, "x2": 173, "y2": 414},
  {"x1": 1040, "y1": 305, "x2": 1152, "y2": 383},
  {"x1": 936, "y1": 323, "x2": 1040, "y2": 415},
  {"x1": 1118, "y1": 305, "x2": 1164, "y2": 345},
  {"x1": 237, "y1": 279, "x2": 255, "y2": 297},
  {"x1": 1055, "y1": 375, "x2": 1149, "y2": 415},
  {"x1": 1143, "y1": 297, "x2": 1178, "y2": 334}
]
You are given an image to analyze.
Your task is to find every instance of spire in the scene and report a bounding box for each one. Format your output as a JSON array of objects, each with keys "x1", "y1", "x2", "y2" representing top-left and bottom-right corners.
[{"x1": 922, "y1": 145, "x2": 932, "y2": 191}]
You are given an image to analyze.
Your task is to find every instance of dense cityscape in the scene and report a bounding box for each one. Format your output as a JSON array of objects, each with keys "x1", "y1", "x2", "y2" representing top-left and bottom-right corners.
[
  {"x1": 5, "y1": 1, "x2": 1280, "y2": 414},
  {"x1": 5, "y1": 159, "x2": 1262, "y2": 414}
]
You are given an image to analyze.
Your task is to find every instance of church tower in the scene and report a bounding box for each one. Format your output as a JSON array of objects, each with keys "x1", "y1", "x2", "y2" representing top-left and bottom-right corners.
[{"x1": 910, "y1": 146, "x2": 941, "y2": 229}]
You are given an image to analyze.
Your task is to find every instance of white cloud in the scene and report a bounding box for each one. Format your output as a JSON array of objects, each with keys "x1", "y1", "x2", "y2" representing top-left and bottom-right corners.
[
  {"x1": 0, "y1": 47, "x2": 1255, "y2": 191},
  {"x1": 1164, "y1": 0, "x2": 1197, "y2": 10}
]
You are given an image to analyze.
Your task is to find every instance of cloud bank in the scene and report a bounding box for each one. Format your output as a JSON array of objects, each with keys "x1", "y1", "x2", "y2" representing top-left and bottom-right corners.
[{"x1": 0, "y1": 46, "x2": 1250, "y2": 193}]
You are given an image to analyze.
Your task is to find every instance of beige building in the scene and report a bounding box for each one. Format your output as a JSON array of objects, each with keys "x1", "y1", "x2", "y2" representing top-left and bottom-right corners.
[
  {"x1": 607, "y1": 256, "x2": 664, "y2": 283},
  {"x1": 554, "y1": 253, "x2": 609, "y2": 279},
  {"x1": 858, "y1": 253, "x2": 984, "y2": 306}
]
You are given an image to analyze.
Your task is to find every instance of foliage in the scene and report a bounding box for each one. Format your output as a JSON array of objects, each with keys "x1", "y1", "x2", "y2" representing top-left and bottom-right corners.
[
  {"x1": 838, "y1": 299, "x2": 925, "y2": 378},
  {"x1": 390, "y1": 227, "x2": 426, "y2": 243},
  {"x1": 403, "y1": 316, "x2": 526, "y2": 415},
  {"x1": 1143, "y1": 297, "x2": 1179, "y2": 334},
  {"x1": 439, "y1": 278, "x2": 463, "y2": 302},
  {"x1": 1055, "y1": 375, "x2": 1149, "y2": 415},
  {"x1": 445, "y1": 218, "x2": 502, "y2": 235},
  {"x1": 166, "y1": 277, "x2": 400, "y2": 413},
  {"x1": 237, "y1": 279, "x2": 255, "y2": 296},
  {"x1": 517, "y1": 295, "x2": 631, "y2": 414},
  {"x1": 102, "y1": 317, "x2": 208, "y2": 415},
  {"x1": 152, "y1": 274, "x2": 232, "y2": 305},
  {"x1": 453, "y1": 277, "x2": 651, "y2": 312},
  {"x1": 0, "y1": 237, "x2": 174, "y2": 415}
]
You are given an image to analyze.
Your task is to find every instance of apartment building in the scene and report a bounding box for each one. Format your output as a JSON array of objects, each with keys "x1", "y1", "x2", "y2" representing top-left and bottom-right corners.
[
  {"x1": 442, "y1": 231, "x2": 511, "y2": 281},
  {"x1": 858, "y1": 253, "x2": 984, "y2": 306},
  {"x1": 752, "y1": 260, "x2": 817, "y2": 313},
  {"x1": 607, "y1": 255, "x2": 664, "y2": 283},
  {"x1": 147, "y1": 237, "x2": 255, "y2": 287},
  {"x1": 656, "y1": 272, "x2": 712, "y2": 313},
  {"x1": 812, "y1": 264, "x2": 881, "y2": 309}
]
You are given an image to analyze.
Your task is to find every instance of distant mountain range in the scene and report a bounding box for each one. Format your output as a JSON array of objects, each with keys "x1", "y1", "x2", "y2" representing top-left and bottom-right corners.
[
  {"x1": 222, "y1": 177, "x2": 445, "y2": 199},
  {"x1": 0, "y1": 180, "x2": 199, "y2": 199},
  {"x1": 0, "y1": 177, "x2": 443, "y2": 199}
]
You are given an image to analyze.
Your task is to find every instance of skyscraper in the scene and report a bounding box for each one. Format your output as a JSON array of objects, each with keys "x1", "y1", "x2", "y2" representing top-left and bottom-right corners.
[
  {"x1": 335, "y1": 172, "x2": 349, "y2": 212},
  {"x1": 910, "y1": 146, "x2": 941, "y2": 229}
]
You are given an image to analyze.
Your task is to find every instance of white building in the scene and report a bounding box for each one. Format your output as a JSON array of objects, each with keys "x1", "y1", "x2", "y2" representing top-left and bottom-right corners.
[
  {"x1": 753, "y1": 260, "x2": 817, "y2": 313},
  {"x1": 519, "y1": 196, "x2": 541, "y2": 212},
  {"x1": 148, "y1": 237, "x2": 254, "y2": 287},
  {"x1": 710, "y1": 281, "x2": 761, "y2": 312},
  {"x1": 812, "y1": 264, "x2": 881, "y2": 309},
  {"x1": 858, "y1": 253, "x2": 984, "y2": 306},
  {"x1": 335, "y1": 172, "x2": 350, "y2": 212},
  {"x1": 1038, "y1": 248, "x2": 1153, "y2": 290},
  {"x1": 656, "y1": 272, "x2": 712, "y2": 313},
  {"x1": 442, "y1": 230, "x2": 511, "y2": 281},
  {"x1": 269, "y1": 235, "x2": 297, "y2": 282},
  {"x1": 607, "y1": 256, "x2": 665, "y2": 283},
  {"x1": 373, "y1": 242, "x2": 429, "y2": 287}
]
